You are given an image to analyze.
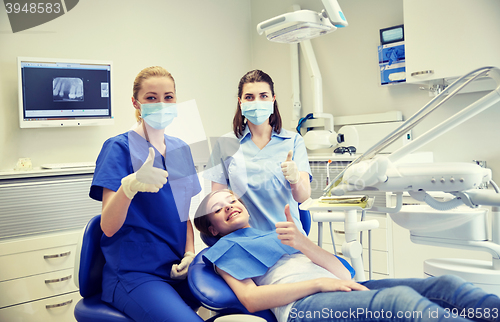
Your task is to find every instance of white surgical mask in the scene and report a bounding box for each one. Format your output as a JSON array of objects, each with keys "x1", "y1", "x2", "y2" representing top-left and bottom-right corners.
[
  {"x1": 241, "y1": 100, "x2": 274, "y2": 125},
  {"x1": 140, "y1": 102, "x2": 177, "y2": 129}
]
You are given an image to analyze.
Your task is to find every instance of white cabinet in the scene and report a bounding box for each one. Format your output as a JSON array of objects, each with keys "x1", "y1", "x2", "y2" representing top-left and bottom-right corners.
[
  {"x1": 0, "y1": 230, "x2": 82, "y2": 322},
  {"x1": 0, "y1": 169, "x2": 101, "y2": 322},
  {"x1": 404, "y1": 0, "x2": 500, "y2": 85}
]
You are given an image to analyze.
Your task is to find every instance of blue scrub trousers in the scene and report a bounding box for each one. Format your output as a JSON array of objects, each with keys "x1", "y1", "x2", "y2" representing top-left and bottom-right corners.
[
  {"x1": 288, "y1": 275, "x2": 500, "y2": 322},
  {"x1": 112, "y1": 279, "x2": 204, "y2": 322}
]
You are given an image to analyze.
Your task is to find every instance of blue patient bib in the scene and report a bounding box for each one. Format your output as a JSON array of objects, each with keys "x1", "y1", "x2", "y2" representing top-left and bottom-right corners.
[{"x1": 203, "y1": 228, "x2": 300, "y2": 280}]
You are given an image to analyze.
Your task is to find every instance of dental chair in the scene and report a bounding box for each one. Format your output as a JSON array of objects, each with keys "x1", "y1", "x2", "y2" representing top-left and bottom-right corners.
[
  {"x1": 188, "y1": 208, "x2": 311, "y2": 322},
  {"x1": 73, "y1": 215, "x2": 134, "y2": 322}
]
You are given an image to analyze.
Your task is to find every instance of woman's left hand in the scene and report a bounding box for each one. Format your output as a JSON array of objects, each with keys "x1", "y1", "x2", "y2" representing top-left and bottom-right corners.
[
  {"x1": 170, "y1": 251, "x2": 195, "y2": 280},
  {"x1": 276, "y1": 204, "x2": 307, "y2": 249},
  {"x1": 281, "y1": 150, "x2": 300, "y2": 184}
]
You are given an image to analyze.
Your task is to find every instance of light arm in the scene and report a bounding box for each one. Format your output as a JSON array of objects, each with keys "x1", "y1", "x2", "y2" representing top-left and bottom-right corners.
[{"x1": 321, "y1": 0, "x2": 348, "y2": 27}]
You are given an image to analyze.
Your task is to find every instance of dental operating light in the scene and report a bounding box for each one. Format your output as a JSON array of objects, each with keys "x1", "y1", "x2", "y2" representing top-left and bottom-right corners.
[{"x1": 257, "y1": 0, "x2": 348, "y2": 43}]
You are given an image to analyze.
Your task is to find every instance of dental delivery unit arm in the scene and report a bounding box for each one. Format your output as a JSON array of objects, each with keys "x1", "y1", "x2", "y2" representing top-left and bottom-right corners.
[
  {"x1": 325, "y1": 66, "x2": 500, "y2": 209},
  {"x1": 301, "y1": 67, "x2": 500, "y2": 282}
]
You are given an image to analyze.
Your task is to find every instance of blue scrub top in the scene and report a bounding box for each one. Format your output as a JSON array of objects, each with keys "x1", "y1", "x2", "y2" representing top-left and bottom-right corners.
[
  {"x1": 203, "y1": 127, "x2": 312, "y2": 233},
  {"x1": 90, "y1": 131, "x2": 201, "y2": 301}
]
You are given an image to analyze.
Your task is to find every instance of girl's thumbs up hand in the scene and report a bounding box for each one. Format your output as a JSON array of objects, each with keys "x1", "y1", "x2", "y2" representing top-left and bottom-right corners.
[{"x1": 276, "y1": 204, "x2": 307, "y2": 249}]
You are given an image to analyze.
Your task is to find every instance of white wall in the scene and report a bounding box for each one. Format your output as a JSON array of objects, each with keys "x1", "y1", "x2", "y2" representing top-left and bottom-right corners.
[
  {"x1": 250, "y1": 0, "x2": 500, "y2": 180},
  {"x1": 2, "y1": 1, "x2": 498, "y2": 175},
  {"x1": 0, "y1": 0, "x2": 252, "y2": 171}
]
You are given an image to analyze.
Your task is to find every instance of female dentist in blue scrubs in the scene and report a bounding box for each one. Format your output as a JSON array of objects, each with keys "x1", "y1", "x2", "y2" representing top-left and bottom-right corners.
[
  {"x1": 90, "y1": 66, "x2": 204, "y2": 322},
  {"x1": 204, "y1": 69, "x2": 312, "y2": 234}
]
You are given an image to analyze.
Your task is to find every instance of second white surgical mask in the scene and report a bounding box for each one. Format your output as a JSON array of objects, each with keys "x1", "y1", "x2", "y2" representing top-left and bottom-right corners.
[
  {"x1": 141, "y1": 102, "x2": 178, "y2": 129},
  {"x1": 241, "y1": 100, "x2": 274, "y2": 125}
]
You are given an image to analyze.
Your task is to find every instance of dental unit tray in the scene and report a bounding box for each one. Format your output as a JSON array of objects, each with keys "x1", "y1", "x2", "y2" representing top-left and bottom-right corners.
[
  {"x1": 319, "y1": 195, "x2": 369, "y2": 207},
  {"x1": 300, "y1": 196, "x2": 374, "y2": 212}
]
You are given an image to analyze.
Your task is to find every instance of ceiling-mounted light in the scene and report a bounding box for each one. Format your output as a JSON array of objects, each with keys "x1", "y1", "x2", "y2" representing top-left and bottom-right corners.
[{"x1": 257, "y1": 0, "x2": 348, "y2": 44}]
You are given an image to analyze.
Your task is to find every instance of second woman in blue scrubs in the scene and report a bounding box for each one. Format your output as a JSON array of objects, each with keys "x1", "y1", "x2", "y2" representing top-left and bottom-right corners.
[
  {"x1": 90, "y1": 66, "x2": 204, "y2": 321},
  {"x1": 204, "y1": 69, "x2": 312, "y2": 233}
]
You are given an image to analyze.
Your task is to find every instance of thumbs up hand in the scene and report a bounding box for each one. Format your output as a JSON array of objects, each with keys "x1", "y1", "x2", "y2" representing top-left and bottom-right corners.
[
  {"x1": 276, "y1": 204, "x2": 307, "y2": 249},
  {"x1": 281, "y1": 150, "x2": 300, "y2": 184},
  {"x1": 135, "y1": 147, "x2": 168, "y2": 186},
  {"x1": 121, "y1": 147, "x2": 169, "y2": 199}
]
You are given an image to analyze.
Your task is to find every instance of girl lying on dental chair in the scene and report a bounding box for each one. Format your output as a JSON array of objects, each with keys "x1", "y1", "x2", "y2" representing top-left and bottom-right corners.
[{"x1": 194, "y1": 189, "x2": 500, "y2": 322}]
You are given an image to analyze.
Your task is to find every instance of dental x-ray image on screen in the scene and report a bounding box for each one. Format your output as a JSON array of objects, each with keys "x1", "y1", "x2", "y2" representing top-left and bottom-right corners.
[
  {"x1": 53, "y1": 77, "x2": 84, "y2": 101},
  {"x1": 18, "y1": 57, "x2": 114, "y2": 128}
]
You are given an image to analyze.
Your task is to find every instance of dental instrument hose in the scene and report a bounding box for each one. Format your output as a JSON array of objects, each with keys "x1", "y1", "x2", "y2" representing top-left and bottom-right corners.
[
  {"x1": 490, "y1": 180, "x2": 500, "y2": 245},
  {"x1": 423, "y1": 194, "x2": 464, "y2": 211},
  {"x1": 329, "y1": 223, "x2": 338, "y2": 256},
  {"x1": 491, "y1": 180, "x2": 500, "y2": 193}
]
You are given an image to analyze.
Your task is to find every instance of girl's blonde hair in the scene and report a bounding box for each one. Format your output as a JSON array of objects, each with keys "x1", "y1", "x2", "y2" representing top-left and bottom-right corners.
[{"x1": 132, "y1": 66, "x2": 175, "y2": 121}]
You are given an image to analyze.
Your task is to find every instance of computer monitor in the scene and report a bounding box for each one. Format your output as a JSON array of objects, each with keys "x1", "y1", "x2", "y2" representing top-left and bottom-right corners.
[{"x1": 18, "y1": 57, "x2": 114, "y2": 128}]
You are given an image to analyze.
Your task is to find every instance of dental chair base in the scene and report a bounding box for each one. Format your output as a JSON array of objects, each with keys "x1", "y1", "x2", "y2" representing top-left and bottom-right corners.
[{"x1": 424, "y1": 258, "x2": 500, "y2": 297}]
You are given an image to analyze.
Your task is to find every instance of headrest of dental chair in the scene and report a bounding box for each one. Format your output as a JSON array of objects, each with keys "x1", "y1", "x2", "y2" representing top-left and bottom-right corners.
[{"x1": 200, "y1": 232, "x2": 220, "y2": 247}]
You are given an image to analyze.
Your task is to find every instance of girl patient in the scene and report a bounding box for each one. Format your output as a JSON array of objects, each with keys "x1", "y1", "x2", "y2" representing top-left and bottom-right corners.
[{"x1": 194, "y1": 189, "x2": 500, "y2": 322}]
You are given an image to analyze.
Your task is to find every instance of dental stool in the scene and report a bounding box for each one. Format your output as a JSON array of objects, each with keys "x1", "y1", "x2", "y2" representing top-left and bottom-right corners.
[
  {"x1": 188, "y1": 208, "x2": 311, "y2": 322},
  {"x1": 73, "y1": 215, "x2": 134, "y2": 322}
]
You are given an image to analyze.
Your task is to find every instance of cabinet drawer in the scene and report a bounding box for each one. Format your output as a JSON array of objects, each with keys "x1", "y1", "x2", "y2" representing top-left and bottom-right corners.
[
  {"x1": 0, "y1": 291, "x2": 80, "y2": 322},
  {"x1": 0, "y1": 244, "x2": 77, "y2": 282},
  {"x1": 0, "y1": 268, "x2": 78, "y2": 308},
  {"x1": 362, "y1": 249, "x2": 388, "y2": 274}
]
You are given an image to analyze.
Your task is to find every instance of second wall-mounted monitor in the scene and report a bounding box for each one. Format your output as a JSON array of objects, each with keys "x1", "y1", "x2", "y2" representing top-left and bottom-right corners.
[{"x1": 18, "y1": 57, "x2": 114, "y2": 128}]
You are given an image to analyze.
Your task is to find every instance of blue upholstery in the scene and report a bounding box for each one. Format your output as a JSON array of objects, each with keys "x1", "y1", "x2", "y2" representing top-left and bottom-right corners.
[
  {"x1": 74, "y1": 215, "x2": 134, "y2": 322},
  {"x1": 299, "y1": 206, "x2": 311, "y2": 236},
  {"x1": 189, "y1": 208, "x2": 311, "y2": 322}
]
